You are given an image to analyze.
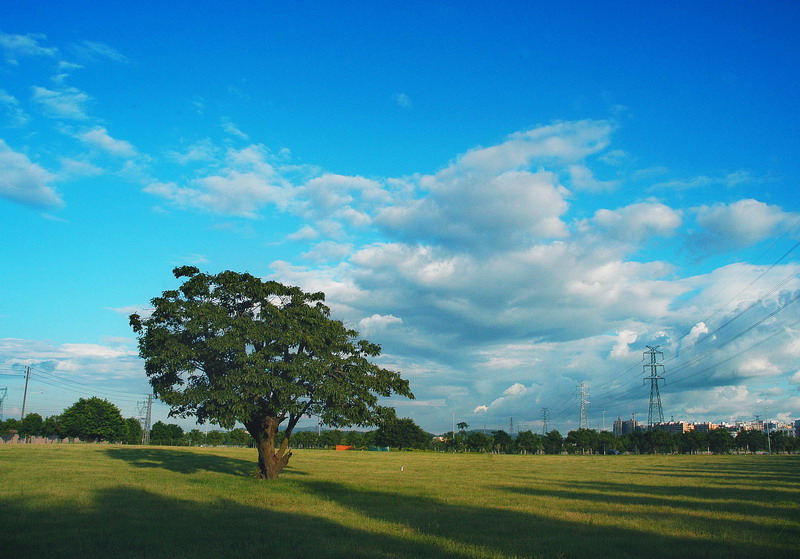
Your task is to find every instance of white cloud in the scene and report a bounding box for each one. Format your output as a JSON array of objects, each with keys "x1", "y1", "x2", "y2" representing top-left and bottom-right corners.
[
  {"x1": 0, "y1": 139, "x2": 63, "y2": 208},
  {"x1": 610, "y1": 330, "x2": 638, "y2": 358},
  {"x1": 59, "y1": 158, "x2": 103, "y2": 179},
  {"x1": 651, "y1": 171, "x2": 754, "y2": 192},
  {"x1": 568, "y1": 164, "x2": 617, "y2": 191},
  {"x1": 0, "y1": 32, "x2": 58, "y2": 63},
  {"x1": 503, "y1": 382, "x2": 528, "y2": 396},
  {"x1": 166, "y1": 139, "x2": 219, "y2": 164},
  {"x1": 287, "y1": 225, "x2": 319, "y2": 241},
  {"x1": 144, "y1": 144, "x2": 293, "y2": 217},
  {"x1": 358, "y1": 314, "x2": 403, "y2": 335},
  {"x1": 31, "y1": 86, "x2": 91, "y2": 120},
  {"x1": 69, "y1": 40, "x2": 130, "y2": 63},
  {"x1": 694, "y1": 199, "x2": 796, "y2": 249},
  {"x1": 456, "y1": 120, "x2": 613, "y2": 173},
  {"x1": 302, "y1": 241, "x2": 353, "y2": 262},
  {"x1": 0, "y1": 89, "x2": 30, "y2": 126},
  {"x1": 590, "y1": 202, "x2": 682, "y2": 242},
  {"x1": 76, "y1": 127, "x2": 137, "y2": 157},
  {"x1": 221, "y1": 117, "x2": 248, "y2": 139}
]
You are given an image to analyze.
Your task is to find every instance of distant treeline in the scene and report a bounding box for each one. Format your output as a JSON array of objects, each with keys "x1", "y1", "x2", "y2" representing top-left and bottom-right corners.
[{"x1": 3, "y1": 400, "x2": 796, "y2": 454}]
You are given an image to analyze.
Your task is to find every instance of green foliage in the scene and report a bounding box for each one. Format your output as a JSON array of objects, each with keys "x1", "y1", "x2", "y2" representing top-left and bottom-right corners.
[
  {"x1": 707, "y1": 428, "x2": 733, "y2": 454},
  {"x1": 130, "y1": 267, "x2": 413, "y2": 478},
  {"x1": 465, "y1": 431, "x2": 493, "y2": 452},
  {"x1": 491, "y1": 430, "x2": 513, "y2": 453},
  {"x1": 185, "y1": 429, "x2": 207, "y2": 446},
  {"x1": 291, "y1": 430, "x2": 319, "y2": 448},
  {"x1": 318, "y1": 429, "x2": 344, "y2": 448},
  {"x1": 225, "y1": 429, "x2": 252, "y2": 446},
  {"x1": 515, "y1": 430, "x2": 542, "y2": 454},
  {"x1": 42, "y1": 415, "x2": 63, "y2": 438},
  {"x1": 375, "y1": 417, "x2": 431, "y2": 450},
  {"x1": 150, "y1": 421, "x2": 184, "y2": 445},
  {"x1": 19, "y1": 413, "x2": 44, "y2": 437},
  {"x1": 735, "y1": 429, "x2": 768, "y2": 453},
  {"x1": 60, "y1": 397, "x2": 126, "y2": 442},
  {"x1": 206, "y1": 430, "x2": 225, "y2": 446},
  {"x1": 122, "y1": 417, "x2": 143, "y2": 445},
  {"x1": 0, "y1": 417, "x2": 21, "y2": 435},
  {"x1": 543, "y1": 430, "x2": 563, "y2": 454}
]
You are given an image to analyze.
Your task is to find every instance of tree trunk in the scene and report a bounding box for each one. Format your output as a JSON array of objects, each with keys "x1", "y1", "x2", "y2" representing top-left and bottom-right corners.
[{"x1": 248, "y1": 417, "x2": 292, "y2": 480}]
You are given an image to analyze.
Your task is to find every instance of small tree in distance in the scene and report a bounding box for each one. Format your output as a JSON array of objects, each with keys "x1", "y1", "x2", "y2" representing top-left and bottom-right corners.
[
  {"x1": 131, "y1": 267, "x2": 413, "y2": 479},
  {"x1": 60, "y1": 397, "x2": 125, "y2": 442}
]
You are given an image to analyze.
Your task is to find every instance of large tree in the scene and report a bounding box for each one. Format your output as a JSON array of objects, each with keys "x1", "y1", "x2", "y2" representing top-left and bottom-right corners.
[{"x1": 130, "y1": 267, "x2": 413, "y2": 479}]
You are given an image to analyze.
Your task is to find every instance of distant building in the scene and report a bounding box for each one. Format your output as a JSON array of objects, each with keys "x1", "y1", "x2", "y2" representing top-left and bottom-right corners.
[
  {"x1": 613, "y1": 417, "x2": 638, "y2": 436},
  {"x1": 654, "y1": 421, "x2": 692, "y2": 435},
  {"x1": 692, "y1": 422, "x2": 718, "y2": 433}
]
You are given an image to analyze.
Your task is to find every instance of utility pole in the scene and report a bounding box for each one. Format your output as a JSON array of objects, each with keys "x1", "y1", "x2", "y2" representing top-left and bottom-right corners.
[
  {"x1": 20, "y1": 366, "x2": 31, "y2": 419},
  {"x1": 541, "y1": 407, "x2": 549, "y2": 435},
  {"x1": 643, "y1": 346, "x2": 665, "y2": 429},
  {"x1": 578, "y1": 382, "x2": 589, "y2": 430},
  {"x1": 0, "y1": 387, "x2": 7, "y2": 421},
  {"x1": 602, "y1": 410, "x2": 606, "y2": 431}
]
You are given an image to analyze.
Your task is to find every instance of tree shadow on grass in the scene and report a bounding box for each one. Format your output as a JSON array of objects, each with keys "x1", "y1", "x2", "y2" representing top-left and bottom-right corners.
[
  {"x1": 300, "y1": 479, "x2": 798, "y2": 559},
  {"x1": 105, "y1": 447, "x2": 255, "y2": 476},
  {"x1": 631, "y1": 458, "x2": 800, "y2": 485},
  {"x1": 0, "y1": 486, "x2": 466, "y2": 559},
  {"x1": 499, "y1": 479, "x2": 800, "y2": 525}
]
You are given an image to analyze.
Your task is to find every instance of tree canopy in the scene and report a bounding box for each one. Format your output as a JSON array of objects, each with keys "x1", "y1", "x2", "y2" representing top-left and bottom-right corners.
[
  {"x1": 375, "y1": 417, "x2": 430, "y2": 449},
  {"x1": 130, "y1": 267, "x2": 413, "y2": 479},
  {"x1": 60, "y1": 397, "x2": 126, "y2": 442}
]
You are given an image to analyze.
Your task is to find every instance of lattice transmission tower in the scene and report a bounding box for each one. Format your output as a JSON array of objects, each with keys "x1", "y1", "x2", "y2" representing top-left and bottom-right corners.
[
  {"x1": 578, "y1": 382, "x2": 589, "y2": 430},
  {"x1": 643, "y1": 345, "x2": 666, "y2": 428},
  {"x1": 541, "y1": 407, "x2": 549, "y2": 434},
  {"x1": 0, "y1": 387, "x2": 7, "y2": 421},
  {"x1": 137, "y1": 394, "x2": 153, "y2": 444}
]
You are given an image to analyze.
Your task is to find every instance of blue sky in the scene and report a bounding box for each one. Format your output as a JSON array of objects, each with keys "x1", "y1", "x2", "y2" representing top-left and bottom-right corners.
[{"x1": 2, "y1": 2, "x2": 800, "y2": 434}]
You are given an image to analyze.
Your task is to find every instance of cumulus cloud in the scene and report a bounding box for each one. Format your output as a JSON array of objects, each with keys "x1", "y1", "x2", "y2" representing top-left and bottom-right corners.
[
  {"x1": 302, "y1": 241, "x2": 353, "y2": 262},
  {"x1": 590, "y1": 202, "x2": 682, "y2": 242},
  {"x1": 76, "y1": 127, "x2": 137, "y2": 157},
  {"x1": 0, "y1": 139, "x2": 63, "y2": 208},
  {"x1": 568, "y1": 164, "x2": 617, "y2": 192},
  {"x1": 610, "y1": 330, "x2": 638, "y2": 358},
  {"x1": 358, "y1": 314, "x2": 403, "y2": 336},
  {"x1": 144, "y1": 144, "x2": 293, "y2": 217},
  {"x1": 693, "y1": 199, "x2": 796, "y2": 249}
]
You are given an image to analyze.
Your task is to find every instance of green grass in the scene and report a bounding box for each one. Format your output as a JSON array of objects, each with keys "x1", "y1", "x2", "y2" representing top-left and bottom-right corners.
[{"x1": 1, "y1": 446, "x2": 798, "y2": 558}]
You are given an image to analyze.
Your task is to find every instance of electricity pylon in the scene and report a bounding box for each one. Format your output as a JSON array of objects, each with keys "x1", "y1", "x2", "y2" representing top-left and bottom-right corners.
[
  {"x1": 578, "y1": 382, "x2": 589, "y2": 430},
  {"x1": 643, "y1": 345, "x2": 666, "y2": 428}
]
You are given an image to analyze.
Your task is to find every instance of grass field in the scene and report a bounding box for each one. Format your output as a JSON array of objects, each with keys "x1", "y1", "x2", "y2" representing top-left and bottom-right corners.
[{"x1": 1, "y1": 445, "x2": 798, "y2": 558}]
